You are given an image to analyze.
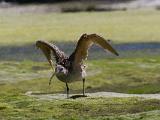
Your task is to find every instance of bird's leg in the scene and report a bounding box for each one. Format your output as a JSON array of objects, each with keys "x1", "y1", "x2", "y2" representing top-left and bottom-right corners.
[
  {"x1": 49, "y1": 72, "x2": 55, "y2": 85},
  {"x1": 65, "y1": 82, "x2": 69, "y2": 98},
  {"x1": 83, "y1": 78, "x2": 85, "y2": 96}
]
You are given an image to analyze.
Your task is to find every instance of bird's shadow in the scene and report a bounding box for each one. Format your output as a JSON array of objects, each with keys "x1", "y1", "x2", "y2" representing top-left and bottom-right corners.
[{"x1": 69, "y1": 94, "x2": 88, "y2": 99}]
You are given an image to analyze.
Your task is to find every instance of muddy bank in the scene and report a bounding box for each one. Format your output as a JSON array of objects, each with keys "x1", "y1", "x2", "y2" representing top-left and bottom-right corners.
[{"x1": 25, "y1": 91, "x2": 160, "y2": 100}]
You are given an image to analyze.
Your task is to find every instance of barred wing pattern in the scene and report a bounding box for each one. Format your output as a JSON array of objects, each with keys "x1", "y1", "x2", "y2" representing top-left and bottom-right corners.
[
  {"x1": 69, "y1": 34, "x2": 119, "y2": 67},
  {"x1": 36, "y1": 40, "x2": 68, "y2": 69}
]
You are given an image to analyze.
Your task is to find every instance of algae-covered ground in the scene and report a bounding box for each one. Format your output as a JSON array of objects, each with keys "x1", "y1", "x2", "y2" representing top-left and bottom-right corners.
[
  {"x1": 0, "y1": 7, "x2": 160, "y2": 120},
  {"x1": 0, "y1": 57, "x2": 160, "y2": 119},
  {"x1": 1, "y1": 57, "x2": 160, "y2": 94},
  {"x1": 1, "y1": 94, "x2": 160, "y2": 120}
]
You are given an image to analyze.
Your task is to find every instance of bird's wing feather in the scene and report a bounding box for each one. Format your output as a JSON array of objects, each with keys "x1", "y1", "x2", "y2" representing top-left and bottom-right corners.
[
  {"x1": 36, "y1": 40, "x2": 67, "y2": 69},
  {"x1": 69, "y1": 34, "x2": 119, "y2": 67}
]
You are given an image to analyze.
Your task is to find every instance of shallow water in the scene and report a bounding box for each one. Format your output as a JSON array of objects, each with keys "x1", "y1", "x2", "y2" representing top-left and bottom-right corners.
[{"x1": 0, "y1": 42, "x2": 160, "y2": 61}]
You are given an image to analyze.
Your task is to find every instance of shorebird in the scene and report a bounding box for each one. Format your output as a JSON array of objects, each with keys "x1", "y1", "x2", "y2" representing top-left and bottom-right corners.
[{"x1": 36, "y1": 34, "x2": 119, "y2": 98}]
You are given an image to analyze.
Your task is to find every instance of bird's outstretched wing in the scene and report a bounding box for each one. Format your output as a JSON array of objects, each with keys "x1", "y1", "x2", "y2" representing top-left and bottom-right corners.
[
  {"x1": 69, "y1": 34, "x2": 119, "y2": 67},
  {"x1": 36, "y1": 40, "x2": 68, "y2": 69}
]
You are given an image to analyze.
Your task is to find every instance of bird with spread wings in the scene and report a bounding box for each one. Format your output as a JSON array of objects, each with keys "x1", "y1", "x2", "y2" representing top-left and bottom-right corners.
[{"x1": 36, "y1": 33, "x2": 119, "y2": 98}]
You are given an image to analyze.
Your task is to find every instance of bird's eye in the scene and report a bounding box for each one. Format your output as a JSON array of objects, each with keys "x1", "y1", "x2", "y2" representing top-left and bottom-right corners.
[{"x1": 60, "y1": 68, "x2": 63, "y2": 71}]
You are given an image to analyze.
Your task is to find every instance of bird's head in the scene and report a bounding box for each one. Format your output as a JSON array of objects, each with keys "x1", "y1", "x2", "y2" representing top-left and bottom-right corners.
[{"x1": 55, "y1": 65, "x2": 68, "y2": 75}]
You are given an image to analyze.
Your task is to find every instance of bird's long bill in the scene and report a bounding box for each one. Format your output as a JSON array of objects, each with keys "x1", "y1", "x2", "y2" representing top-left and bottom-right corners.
[
  {"x1": 48, "y1": 60, "x2": 54, "y2": 70},
  {"x1": 49, "y1": 72, "x2": 55, "y2": 85}
]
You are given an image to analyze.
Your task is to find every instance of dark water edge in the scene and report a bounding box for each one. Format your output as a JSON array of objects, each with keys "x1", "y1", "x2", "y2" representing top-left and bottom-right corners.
[{"x1": 0, "y1": 42, "x2": 160, "y2": 61}]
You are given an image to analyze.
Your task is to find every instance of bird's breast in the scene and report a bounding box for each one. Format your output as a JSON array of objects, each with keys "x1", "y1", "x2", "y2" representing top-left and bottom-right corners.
[{"x1": 56, "y1": 69, "x2": 86, "y2": 83}]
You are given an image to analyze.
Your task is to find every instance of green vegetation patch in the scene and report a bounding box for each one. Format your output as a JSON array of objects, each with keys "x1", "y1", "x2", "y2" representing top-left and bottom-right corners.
[
  {"x1": 0, "y1": 57, "x2": 160, "y2": 119},
  {"x1": 0, "y1": 9, "x2": 160, "y2": 46},
  {"x1": 0, "y1": 56, "x2": 160, "y2": 94},
  {"x1": 0, "y1": 92, "x2": 160, "y2": 120}
]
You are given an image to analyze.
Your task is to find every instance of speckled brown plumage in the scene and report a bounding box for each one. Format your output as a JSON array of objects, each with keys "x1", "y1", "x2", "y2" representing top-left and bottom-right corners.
[{"x1": 36, "y1": 33, "x2": 119, "y2": 98}]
